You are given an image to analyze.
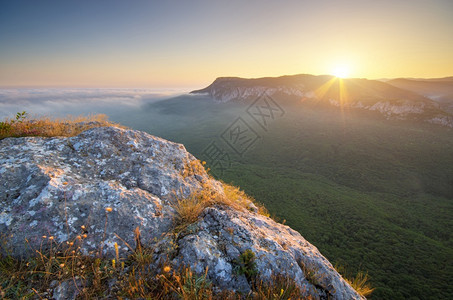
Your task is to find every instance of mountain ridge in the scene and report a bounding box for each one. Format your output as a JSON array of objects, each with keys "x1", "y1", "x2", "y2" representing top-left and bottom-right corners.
[{"x1": 191, "y1": 74, "x2": 453, "y2": 127}]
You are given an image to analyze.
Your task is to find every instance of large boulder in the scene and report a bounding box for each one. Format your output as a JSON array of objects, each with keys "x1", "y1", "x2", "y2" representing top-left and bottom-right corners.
[{"x1": 0, "y1": 126, "x2": 364, "y2": 299}]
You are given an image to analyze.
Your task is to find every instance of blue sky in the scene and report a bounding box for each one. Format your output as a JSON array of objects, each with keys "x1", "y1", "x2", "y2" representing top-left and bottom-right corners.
[{"x1": 1, "y1": 0, "x2": 452, "y2": 87}]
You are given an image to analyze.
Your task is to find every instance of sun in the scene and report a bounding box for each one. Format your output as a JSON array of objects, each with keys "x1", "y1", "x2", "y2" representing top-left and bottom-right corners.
[{"x1": 331, "y1": 65, "x2": 351, "y2": 78}]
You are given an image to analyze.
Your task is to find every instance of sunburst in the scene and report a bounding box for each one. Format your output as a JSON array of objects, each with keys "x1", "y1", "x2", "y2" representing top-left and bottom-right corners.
[{"x1": 331, "y1": 65, "x2": 351, "y2": 78}]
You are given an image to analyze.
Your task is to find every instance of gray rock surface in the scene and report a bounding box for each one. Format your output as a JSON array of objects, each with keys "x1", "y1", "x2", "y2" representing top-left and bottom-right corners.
[
  {"x1": 170, "y1": 206, "x2": 363, "y2": 299},
  {"x1": 51, "y1": 279, "x2": 84, "y2": 300},
  {"x1": 0, "y1": 126, "x2": 211, "y2": 257},
  {"x1": 0, "y1": 126, "x2": 364, "y2": 299}
]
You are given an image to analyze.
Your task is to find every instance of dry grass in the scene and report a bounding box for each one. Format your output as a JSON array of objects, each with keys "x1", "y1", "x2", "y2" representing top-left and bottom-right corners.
[
  {"x1": 252, "y1": 274, "x2": 312, "y2": 300},
  {"x1": 0, "y1": 234, "x2": 117, "y2": 299},
  {"x1": 0, "y1": 232, "x2": 313, "y2": 299},
  {"x1": 344, "y1": 271, "x2": 375, "y2": 297},
  {"x1": 335, "y1": 264, "x2": 375, "y2": 297},
  {"x1": 0, "y1": 111, "x2": 123, "y2": 140},
  {"x1": 221, "y1": 183, "x2": 270, "y2": 216},
  {"x1": 181, "y1": 159, "x2": 206, "y2": 178},
  {"x1": 172, "y1": 195, "x2": 208, "y2": 230},
  {"x1": 172, "y1": 179, "x2": 270, "y2": 230},
  {"x1": 157, "y1": 267, "x2": 213, "y2": 300}
]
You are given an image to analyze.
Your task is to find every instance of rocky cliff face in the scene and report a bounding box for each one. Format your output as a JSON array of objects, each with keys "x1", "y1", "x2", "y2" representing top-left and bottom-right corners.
[
  {"x1": 191, "y1": 75, "x2": 453, "y2": 128},
  {"x1": 0, "y1": 126, "x2": 364, "y2": 299},
  {"x1": 191, "y1": 77, "x2": 306, "y2": 103}
]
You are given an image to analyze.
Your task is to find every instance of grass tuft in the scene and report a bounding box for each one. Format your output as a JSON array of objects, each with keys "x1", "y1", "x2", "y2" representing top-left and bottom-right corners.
[
  {"x1": 335, "y1": 264, "x2": 374, "y2": 297},
  {"x1": 344, "y1": 271, "x2": 375, "y2": 297},
  {"x1": 172, "y1": 195, "x2": 207, "y2": 229},
  {"x1": 172, "y1": 179, "x2": 270, "y2": 231},
  {"x1": 182, "y1": 159, "x2": 206, "y2": 178}
]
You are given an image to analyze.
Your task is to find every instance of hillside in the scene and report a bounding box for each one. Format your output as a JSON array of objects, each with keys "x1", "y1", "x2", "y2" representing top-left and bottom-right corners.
[{"x1": 387, "y1": 77, "x2": 453, "y2": 113}]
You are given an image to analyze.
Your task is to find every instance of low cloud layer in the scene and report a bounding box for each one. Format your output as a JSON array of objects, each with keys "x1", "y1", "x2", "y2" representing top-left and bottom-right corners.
[{"x1": 0, "y1": 88, "x2": 187, "y2": 119}]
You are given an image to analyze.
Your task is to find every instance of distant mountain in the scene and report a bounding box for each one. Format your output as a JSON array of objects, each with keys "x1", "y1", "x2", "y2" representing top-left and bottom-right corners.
[
  {"x1": 387, "y1": 77, "x2": 453, "y2": 114},
  {"x1": 191, "y1": 74, "x2": 453, "y2": 127},
  {"x1": 392, "y1": 76, "x2": 453, "y2": 82}
]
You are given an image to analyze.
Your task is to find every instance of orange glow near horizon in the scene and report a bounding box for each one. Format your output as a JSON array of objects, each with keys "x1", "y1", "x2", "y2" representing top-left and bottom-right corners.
[{"x1": 1, "y1": 1, "x2": 452, "y2": 88}]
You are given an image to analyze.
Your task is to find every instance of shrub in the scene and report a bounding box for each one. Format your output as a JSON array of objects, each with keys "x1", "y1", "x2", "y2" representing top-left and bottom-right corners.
[{"x1": 235, "y1": 249, "x2": 258, "y2": 281}]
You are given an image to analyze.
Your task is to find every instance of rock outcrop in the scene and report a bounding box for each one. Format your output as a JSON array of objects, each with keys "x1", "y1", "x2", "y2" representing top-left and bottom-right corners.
[
  {"x1": 191, "y1": 75, "x2": 453, "y2": 127},
  {"x1": 0, "y1": 126, "x2": 364, "y2": 299},
  {"x1": 191, "y1": 77, "x2": 306, "y2": 103}
]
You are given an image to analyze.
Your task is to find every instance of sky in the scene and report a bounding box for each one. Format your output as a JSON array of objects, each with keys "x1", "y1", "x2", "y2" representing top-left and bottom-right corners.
[{"x1": 1, "y1": 0, "x2": 452, "y2": 88}]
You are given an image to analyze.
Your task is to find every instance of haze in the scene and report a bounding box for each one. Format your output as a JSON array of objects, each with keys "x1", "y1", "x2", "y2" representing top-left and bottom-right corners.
[{"x1": 1, "y1": 0, "x2": 452, "y2": 88}]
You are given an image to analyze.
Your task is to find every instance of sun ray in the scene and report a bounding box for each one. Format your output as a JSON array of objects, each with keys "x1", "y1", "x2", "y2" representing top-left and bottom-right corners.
[
  {"x1": 313, "y1": 77, "x2": 337, "y2": 100},
  {"x1": 313, "y1": 76, "x2": 351, "y2": 130}
]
